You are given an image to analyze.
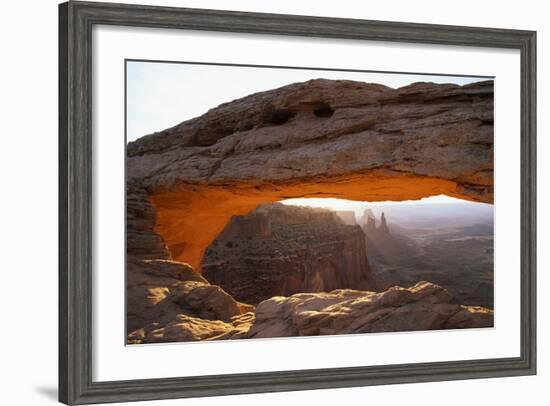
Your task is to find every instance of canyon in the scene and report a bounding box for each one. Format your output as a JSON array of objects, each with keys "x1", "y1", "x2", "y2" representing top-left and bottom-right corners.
[
  {"x1": 358, "y1": 208, "x2": 494, "y2": 308},
  {"x1": 202, "y1": 203, "x2": 376, "y2": 304},
  {"x1": 202, "y1": 202, "x2": 493, "y2": 311},
  {"x1": 126, "y1": 79, "x2": 494, "y2": 343}
]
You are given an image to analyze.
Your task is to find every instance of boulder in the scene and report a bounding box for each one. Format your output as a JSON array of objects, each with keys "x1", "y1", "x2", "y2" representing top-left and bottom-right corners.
[
  {"x1": 126, "y1": 257, "x2": 251, "y2": 338},
  {"x1": 128, "y1": 313, "x2": 255, "y2": 344}
]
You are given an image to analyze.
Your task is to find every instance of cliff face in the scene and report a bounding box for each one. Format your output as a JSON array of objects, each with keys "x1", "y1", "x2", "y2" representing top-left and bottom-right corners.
[
  {"x1": 126, "y1": 181, "x2": 171, "y2": 260},
  {"x1": 335, "y1": 210, "x2": 357, "y2": 225},
  {"x1": 202, "y1": 204, "x2": 375, "y2": 304}
]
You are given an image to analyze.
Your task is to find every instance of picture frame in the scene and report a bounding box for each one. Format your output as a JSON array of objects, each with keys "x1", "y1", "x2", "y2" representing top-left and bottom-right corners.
[{"x1": 59, "y1": 1, "x2": 537, "y2": 404}]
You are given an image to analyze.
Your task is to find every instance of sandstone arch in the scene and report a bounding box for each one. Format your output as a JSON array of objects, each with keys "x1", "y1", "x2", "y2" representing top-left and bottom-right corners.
[{"x1": 127, "y1": 79, "x2": 493, "y2": 270}]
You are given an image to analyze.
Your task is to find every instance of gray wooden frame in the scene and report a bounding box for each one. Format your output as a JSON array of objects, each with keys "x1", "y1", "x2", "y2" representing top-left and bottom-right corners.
[{"x1": 58, "y1": 1, "x2": 537, "y2": 404}]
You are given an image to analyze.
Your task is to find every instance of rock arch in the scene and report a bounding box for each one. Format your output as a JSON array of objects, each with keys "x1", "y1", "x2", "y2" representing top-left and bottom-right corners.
[{"x1": 127, "y1": 79, "x2": 493, "y2": 270}]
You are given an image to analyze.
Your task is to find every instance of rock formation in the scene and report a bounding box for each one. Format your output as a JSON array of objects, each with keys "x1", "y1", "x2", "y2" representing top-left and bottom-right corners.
[
  {"x1": 248, "y1": 282, "x2": 493, "y2": 338},
  {"x1": 126, "y1": 79, "x2": 494, "y2": 269},
  {"x1": 126, "y1": 256, "x2": 254, "y2": 339},
  {"x1": 359, "y1": 212, "x2": 417, "y2": 280},
  {"x1": 335, "y1": 211, "x2": 357, "y2": 225},
  {"x1": 202, "y1": 204, "x2": 375, "y2": 304},
  {"x1": 128, "y1": 313, "x2": 254, "y2": 344},
  {"x1": 361, "y1": 209, "x2": 376, "y2": 228},
  {"x1": 125, "y1": 79, "x2": 494, "y2": 344},
  {"x1": 357, "y1": 209, "x2": 494, "y2": 308},
  {"x1": 126, "y1": 181, "x2": 171, "y2": 260},
  {"x1": 379, "y1": 212, "x2": 390, "y2": 234},
  {"x1": 129, "y1": 281, "x2": 493, "y2": 343}
]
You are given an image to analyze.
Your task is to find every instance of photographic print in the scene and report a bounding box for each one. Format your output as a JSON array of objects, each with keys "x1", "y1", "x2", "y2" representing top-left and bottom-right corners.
[
  {"x1": 125, "y1": 61, "x2": 494, "y2": 345},
  {"x1": 59, "y1": 4, "x2": 536, "y2": 403}
]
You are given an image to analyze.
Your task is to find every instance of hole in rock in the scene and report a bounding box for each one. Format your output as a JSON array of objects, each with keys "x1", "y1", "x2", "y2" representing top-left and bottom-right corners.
[
  {"x1": 268, "y1": 109, "x2": 295, "y2": 125},
  {"x1": 312, "y1": 102, "x2": 334, "y2": 118}
]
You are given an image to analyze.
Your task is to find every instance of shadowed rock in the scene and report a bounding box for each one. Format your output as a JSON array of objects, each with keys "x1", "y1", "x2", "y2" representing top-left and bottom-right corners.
[
  {"x1": 128, "y1": 313, "x2": 254, "y2": 344},
  {"x1": 126, "y1": 257, "x2": 252, "y2": 337},
  {"x1": 126, "y1": 181, "x2": 171, "y2": 260},
  {"x1": 203, "y1": 203, "x2": 377, "y2": 304}
]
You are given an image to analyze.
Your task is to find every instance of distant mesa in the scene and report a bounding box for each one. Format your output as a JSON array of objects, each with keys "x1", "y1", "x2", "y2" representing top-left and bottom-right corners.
[
  {"x1": 335, "y1": 210, "x2": 357, "y2": 226},
  {"x1": 360, "y1": 208, "x2": 376, "y2": 226},
  {"x1": 361, "y1": 209, "x2": 391, "y2": 235},
  {"x1": 203, "y1": 203, "x2": 376, "y2": 304}
]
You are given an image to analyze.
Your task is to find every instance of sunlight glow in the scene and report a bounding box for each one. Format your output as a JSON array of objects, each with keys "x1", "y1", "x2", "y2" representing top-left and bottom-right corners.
[{"x1": 280, "y1": 195, "x2": 480, "y2": 217}]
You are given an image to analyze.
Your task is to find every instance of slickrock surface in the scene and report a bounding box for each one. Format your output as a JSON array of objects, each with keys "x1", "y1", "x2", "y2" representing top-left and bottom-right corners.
[
  {"x1": 126, "y1": 79, "x2": 494, "y2": 268},
  {"x1": 128, "y1": 280, "x2": 492, "y2": 344},
  {"x1": 128, "y1": 313, "x2": 254, "y2": 344},
  {"x1": 202, "y1": 204, "x2": 376, "y2": 304},
  {"x1": 126, "y1": 257, "x2": 253, "y2": 339},
  {"x1": 248, "y1": 282, "x2": 493, "y2": 338}
]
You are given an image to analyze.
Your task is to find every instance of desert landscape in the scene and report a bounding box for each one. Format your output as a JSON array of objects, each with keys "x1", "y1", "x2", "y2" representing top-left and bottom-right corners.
[{"x1": 126, "y1": 76, "x2": 494, "y2": 344}]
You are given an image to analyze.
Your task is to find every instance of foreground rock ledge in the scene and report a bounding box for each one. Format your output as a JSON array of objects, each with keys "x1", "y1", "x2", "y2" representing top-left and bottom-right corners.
[{"x1": 129, "y1": 281, "x2": 493, "y2": 344}]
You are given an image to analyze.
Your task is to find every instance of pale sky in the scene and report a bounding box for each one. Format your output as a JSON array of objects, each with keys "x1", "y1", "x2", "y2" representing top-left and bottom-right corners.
[
  {"x1": 281, "y1": 195, "x2": 485, "y2": 215},
  {"x1": 126, "y1": 60, "x2": 488, "y2": 142}
]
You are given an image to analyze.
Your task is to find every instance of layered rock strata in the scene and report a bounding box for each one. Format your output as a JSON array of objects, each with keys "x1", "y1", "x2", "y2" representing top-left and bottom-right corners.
[
  {"x1": 335, "y1": 211, "x2": 358, "y2": 225},
  {"x1": 202, "y1": 204, "x2": 375, "y2": 304}
]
